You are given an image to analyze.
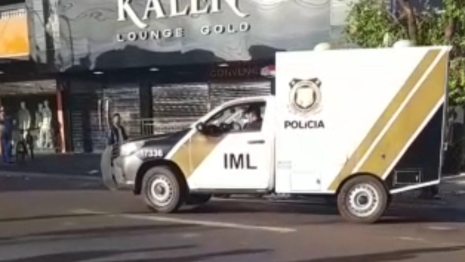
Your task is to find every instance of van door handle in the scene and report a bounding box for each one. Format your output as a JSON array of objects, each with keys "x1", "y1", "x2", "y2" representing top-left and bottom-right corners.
[{"x1": 248, "y1": 140, "x2": 265, "y2": 144}]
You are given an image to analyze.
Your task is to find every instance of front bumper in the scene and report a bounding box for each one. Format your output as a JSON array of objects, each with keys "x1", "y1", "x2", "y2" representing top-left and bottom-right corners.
[
  {"x1": 101, "y1": 146, "x2": 142, "y2": 190},
  {"x1": 112, "y1": 154, "x2": 143, "y2": 189}
]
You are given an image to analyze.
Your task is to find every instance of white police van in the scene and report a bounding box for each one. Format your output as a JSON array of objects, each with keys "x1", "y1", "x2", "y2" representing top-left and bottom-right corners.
[{"x1": 101, "y1": 46, "x2": 454, "y2": 223}]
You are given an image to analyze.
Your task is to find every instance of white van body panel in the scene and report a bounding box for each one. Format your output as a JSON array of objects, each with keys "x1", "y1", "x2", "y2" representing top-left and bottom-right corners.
[{"x1": 274, "y1": 47, "x2": 450, "y2": 193}]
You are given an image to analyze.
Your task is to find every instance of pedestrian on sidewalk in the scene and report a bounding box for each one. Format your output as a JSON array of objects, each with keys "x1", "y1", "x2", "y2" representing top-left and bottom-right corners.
[
  {"x1": 102, "y1": 113, "x2": 127, "y2": 190},
  {"x1": 107, "y1": 113, "x2": 128, "y2": 147},
  {"x1": 1, "y1": 113, "x2": 14, "y2": 164},
  {"x1": 0, "y1": 106, "x2": 4, "y2": 156},
  {"x1": 25, "y1": 131, "x2": 34, "y2": 160}
]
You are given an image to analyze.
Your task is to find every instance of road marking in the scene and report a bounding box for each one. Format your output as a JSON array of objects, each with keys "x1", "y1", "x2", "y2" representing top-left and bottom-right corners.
[
  {"x1": 398, "y1": 236, "x2": 428, "y2": 243},
  {"x1": 120, "y1": 214, "x2": 296, "y2": 233},
  {"x1": 427, "y1": 226, "x2": 457, "y2": 231},
  {"x1": 70, "y1": 209, "x2": 107, "y2": 215},
  {"x1": 397, "y1": 236, "x2": 464, "y2": 247},
  {"x1": 181, "y1": 233, "x2": 200, "y2": 238},
  {"x1": 69, "y1": 209, "x2": 296, "y2": 233}
]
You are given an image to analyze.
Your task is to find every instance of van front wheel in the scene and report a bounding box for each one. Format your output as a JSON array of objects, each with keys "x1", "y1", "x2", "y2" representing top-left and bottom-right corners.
[
  {"x1": 142, "y1": 166, "x2": 184, "y2": 213},
  {"x1": 337, "y1": 175, "x2": 388, "y2": 224}
]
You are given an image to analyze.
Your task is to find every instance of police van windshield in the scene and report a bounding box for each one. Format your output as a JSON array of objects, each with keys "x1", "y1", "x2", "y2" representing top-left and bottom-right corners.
[
  {"x1": 207, "y1": 106, "x2": 245, "y2": 126},
  {"x1": 205, "y1": 102, "x2": 266, "y2": 128}
]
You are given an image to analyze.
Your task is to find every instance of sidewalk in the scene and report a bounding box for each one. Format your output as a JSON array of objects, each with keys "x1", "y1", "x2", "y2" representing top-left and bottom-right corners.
[
  {"x1": 0, "y1": 153, "x2": 101, "y2": 177},
  {"x1": 438, "y1": 178, "x2": 465, "y2": 206},
  {"x1": 391, "y1": 178, "x2": 465, "y2": 209}
]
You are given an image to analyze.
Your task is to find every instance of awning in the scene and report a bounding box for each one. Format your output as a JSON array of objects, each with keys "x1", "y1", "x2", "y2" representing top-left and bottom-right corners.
[
  {"x1": 0, "y1": 79, "x2": 57, "y2": 95},
  {"x1": 0, "y1": 54, "x2": 30, "y2": 63}
]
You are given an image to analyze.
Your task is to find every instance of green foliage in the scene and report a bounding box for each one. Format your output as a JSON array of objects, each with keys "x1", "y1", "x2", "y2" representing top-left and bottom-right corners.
[
  {"x1": 344, "y1": 0, "x2": 465, "y2": 105},
  {"x1": 345, "y1": 0, "x2": 406, "y2": 47}
]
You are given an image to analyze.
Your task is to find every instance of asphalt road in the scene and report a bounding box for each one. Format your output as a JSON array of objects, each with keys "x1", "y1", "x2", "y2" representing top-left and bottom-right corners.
[{"x1": 1, "y1": 174, "x2": 465, "y2": 262}]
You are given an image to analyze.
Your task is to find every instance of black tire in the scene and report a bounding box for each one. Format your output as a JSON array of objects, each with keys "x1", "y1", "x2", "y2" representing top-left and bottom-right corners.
[
  {"x1": 141, "y1": 166, "x2": 185, "y2": 213},
  {"x1": 387, "y1": 194, "x2": 392, "y2": 207},
  {"x1": 337, "y1": 175, "x2": 388, "y2": 224},
  {"x1": 185, "y1": 194, "x2": 212, "y2": 205}
]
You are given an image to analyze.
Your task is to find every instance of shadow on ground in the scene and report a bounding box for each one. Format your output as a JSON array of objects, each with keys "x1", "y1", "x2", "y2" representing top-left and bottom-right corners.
[
  {"x1": 0, "y1": 247, "x2": 271, "y2": 262},
  {"x1": 290, "y1": 246, "x2": 465, "y2": 262},
  {"x1": 1, "y1": 197, "x2": 464, "y2": 228},
  {"x1": 180, "y1": 200, "x2": 465, "y2": 224},
  {"x1": 0, "y1": 213, "x2": 108, "y2": 223},
  {"x1": 0, "y1": 153, "x2": 100, "y2": 177},
  {"x1": 0, "y1": 175, "x2": 104, "y2": 192},
  {"x1": 0, "y1": 224, "x2": 218, "y2": 246}
]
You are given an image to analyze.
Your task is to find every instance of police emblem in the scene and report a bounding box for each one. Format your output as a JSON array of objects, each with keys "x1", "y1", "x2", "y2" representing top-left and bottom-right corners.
[{"x1": 288, "y1": 78, "x2": 322, "y2": 116}]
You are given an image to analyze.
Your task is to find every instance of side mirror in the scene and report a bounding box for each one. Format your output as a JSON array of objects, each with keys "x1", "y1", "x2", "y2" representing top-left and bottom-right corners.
[{"x1": 196, "y1": 122, "x2": 206, "y2": 133}]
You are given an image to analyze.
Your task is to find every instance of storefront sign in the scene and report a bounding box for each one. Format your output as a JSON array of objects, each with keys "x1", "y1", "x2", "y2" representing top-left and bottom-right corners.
[
  {"x1": 116, "y1": 0, "x2": 251, "y2": 42},
  {"x1": 40, "y1": 0, "x2": 332, "y2": 71},
  {"x1": 210, "y1": 66, "x2": 262, "y2": 79},
  {"x1": 0, "y1": 8, "x2": 29, "y2": 58}
]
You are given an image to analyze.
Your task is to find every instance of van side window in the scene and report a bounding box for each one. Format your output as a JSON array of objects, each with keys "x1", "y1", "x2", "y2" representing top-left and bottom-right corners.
[{"x1": 205, "y1": 102, "x2": 266, "y2": 133}]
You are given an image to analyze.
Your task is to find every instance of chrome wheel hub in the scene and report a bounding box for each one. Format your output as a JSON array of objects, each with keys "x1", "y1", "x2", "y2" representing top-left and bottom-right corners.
[
  {"x1": 149, "y1": 176, "x2": 173, "y2": 207},
  {"x1": 347, "y1": 183, "x2": 380, "y2": 218}
]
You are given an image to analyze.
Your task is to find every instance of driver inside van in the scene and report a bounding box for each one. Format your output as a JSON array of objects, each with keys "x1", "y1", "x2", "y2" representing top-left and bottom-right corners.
[{"x1": 243, "y1": 106, "x2": 263, "y2": 131}]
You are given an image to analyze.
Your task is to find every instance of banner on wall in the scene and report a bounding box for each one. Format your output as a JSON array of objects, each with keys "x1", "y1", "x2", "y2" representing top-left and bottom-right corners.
[{"x1": 0, "y1": 8, "x2": 30, "y2": 59}]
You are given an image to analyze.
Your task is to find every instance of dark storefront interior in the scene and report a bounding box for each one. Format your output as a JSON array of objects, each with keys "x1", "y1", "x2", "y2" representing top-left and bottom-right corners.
[
  {"x1": 64, "y1": 63, "x2": 273, "y2": 153},
  {"x1": 0, "y1": 0, "x2": 332, "y2": 153},
  {"x1": 0, "y1": 78, "x2": 61, "y2": 154}
]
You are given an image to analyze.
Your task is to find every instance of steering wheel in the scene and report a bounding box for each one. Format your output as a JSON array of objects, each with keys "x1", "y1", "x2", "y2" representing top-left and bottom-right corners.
[
  {"x1": 219, "y1": 123, "x2": 232, "y2": 133},
  {"x1": 231, "y1": 121, "x2": 242, "y2": 131},
  {"x1": 204, "y1": 124, "x2": 221, "y2": 135}
]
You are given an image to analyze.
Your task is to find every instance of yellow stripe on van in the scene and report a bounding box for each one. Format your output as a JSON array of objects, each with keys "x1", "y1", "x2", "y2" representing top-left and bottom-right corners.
[
  {"x1": 354, "y1": 52, "x2": 447, "y2": 179},
  {"x1": 170, "y1": 132, "x2": 225, "y2": 178},
  {"x1": 328, "y1": 49, "x2": 443, "y2": 191}
]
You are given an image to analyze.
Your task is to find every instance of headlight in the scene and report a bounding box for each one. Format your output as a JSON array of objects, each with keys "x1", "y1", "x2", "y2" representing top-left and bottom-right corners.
[{"x1": 119, "y1": 141, "x2": 144, "y2": 156}]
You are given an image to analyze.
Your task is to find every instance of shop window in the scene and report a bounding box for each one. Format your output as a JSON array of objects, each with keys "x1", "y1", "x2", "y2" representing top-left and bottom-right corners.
[{"x1": 0, "y1": 95, "x2": 58, "y2": 153}]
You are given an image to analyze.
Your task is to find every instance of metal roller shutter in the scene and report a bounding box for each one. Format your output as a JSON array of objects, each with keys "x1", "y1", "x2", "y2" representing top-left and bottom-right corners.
[
  {"x1": 103, "y1": 86, "x2": 141, "y2": 138},
  {"x1": 68, "y1": 92, "x2": 102, "y2": 153},
  {"x1": 209, "y1": 81, "x2": 272, "y2": 109},
  {"x1": 68, "y1": 80, "x2": 140, "y2": 152},
  {"x1": 152, "y1": 83, "x2": 209, "y2": 134}
]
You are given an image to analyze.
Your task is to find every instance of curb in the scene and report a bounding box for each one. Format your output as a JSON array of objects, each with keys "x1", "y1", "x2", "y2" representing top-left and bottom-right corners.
[{"x1": 0, "y1": 171, "x2": 101, "y2": 181}]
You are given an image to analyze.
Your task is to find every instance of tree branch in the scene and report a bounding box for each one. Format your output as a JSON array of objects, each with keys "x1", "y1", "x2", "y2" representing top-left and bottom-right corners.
[
  {"x1": 396, "y1": 0, "x2": 418, "y2": 44},
  {"x1": 445, "y1": 18, "x2": 456, "y2": 42}
]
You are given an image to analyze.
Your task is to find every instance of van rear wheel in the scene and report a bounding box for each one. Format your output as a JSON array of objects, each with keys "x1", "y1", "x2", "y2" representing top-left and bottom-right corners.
[
  {"x1": 337, "y1": 175, "x2": 388, "y2": 224},
  {"x1": 142, "y1": 166, "x2": 184, "y2": 213}
]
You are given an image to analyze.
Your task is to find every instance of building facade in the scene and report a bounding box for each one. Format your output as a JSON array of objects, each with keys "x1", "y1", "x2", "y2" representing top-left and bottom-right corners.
[{"x1": 1, "y1": 0, "x2": 356, "y2": 154}]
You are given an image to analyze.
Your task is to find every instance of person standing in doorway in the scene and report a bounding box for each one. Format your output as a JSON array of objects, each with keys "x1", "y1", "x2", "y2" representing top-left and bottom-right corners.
[
  {"x1": 102, "y1": 113, "x2": 128, "y2": 190},
  {"x1": 1, "y1": 112, "x2": 14, "y2": 164},
  {"x1": 25, "y1": 131, "x2": 34, "y2": 160},
  {"x1": 0, "y1": 106, "x2": 4, "y2": 156},
  {"x1": 107, "y1": 113, "x2": 128, "y2": 146}
]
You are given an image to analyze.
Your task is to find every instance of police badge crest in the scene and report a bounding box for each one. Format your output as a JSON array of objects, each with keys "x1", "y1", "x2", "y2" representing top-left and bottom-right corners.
[{"x1": 288, "y1": 78, "x2": 322, "y2": 116}]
